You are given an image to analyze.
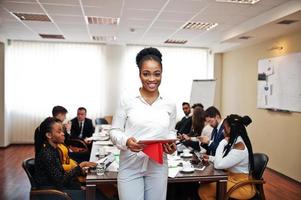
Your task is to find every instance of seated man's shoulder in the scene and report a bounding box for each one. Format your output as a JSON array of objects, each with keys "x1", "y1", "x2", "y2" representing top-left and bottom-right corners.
[{"x1": 85, "y1": 118, "x2": 93, "y2": 123}]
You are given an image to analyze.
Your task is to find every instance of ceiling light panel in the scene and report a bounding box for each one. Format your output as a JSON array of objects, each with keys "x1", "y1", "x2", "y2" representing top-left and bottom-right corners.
[
  {"x1": 164, "y1": 39, "x2": 187, "y2": 44},
  {"x1": 91, "y1": 35, "x2": 117, "y2": 41},
  {"x1": 39, "y1": 34, "x2": 65, "y2": 39},
  {"x1": 12, "y1": 12, "x2": 51, "y2": 22},
  {"x1": 216, "y1": 0, "x2": 260, "y2": 4},
  {"x1": 86, "y1": 16, "x2": 120, "y2": 25},
  {"x1": 182, "y1": 22, "x2": 218, "y2": 31}
]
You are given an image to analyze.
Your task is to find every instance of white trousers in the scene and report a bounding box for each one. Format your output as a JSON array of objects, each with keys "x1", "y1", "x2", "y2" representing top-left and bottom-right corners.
[{"x1": 118, "y1": 150, "x2": 168, "y2": 200}]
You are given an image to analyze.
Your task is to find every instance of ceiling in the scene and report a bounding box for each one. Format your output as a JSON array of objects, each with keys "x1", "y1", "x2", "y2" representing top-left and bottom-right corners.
[{"x1": 0, "y1": 0, "x2": 300, "y2": 52}]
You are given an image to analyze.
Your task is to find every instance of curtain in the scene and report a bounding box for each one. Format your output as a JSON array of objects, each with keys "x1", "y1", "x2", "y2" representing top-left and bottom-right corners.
[
  {"x1": 6, "y1": 41, "x2": 105, "y2": 143},
  {"x1": 5, "y1": 42, "x2": 210, "y2": 143}
]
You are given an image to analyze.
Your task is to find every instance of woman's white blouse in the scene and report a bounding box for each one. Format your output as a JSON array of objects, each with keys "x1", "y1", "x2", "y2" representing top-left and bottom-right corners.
[
  {"x1": 110, "y1": 92, "x2": 177, "y2": 150},
  {"x1": 212, "y1": 136, "x2": 250, "y2": 173}
]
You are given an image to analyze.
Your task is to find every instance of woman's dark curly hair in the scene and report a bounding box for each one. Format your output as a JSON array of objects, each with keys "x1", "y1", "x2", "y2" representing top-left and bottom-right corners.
[
  {"x1": 136, "y1": 47, "x2": 162, "y2": 70},
  {"x1": 223, "y1": 114, "x2": 255, "y2": 175},
  {"x1": 34, "y1": 117, "x2": 61, "y2": 156}
]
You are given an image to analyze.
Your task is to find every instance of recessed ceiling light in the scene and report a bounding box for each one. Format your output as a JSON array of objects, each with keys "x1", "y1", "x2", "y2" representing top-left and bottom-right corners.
[
  {"x1": 164, "y1": 39, "x2": 187, "y2": 44},
  {"x1": 182, "y1": 22, "x2": 218, "y2": 31},
  {"x1": 39, "y1": 34, "x2": 65, "y2": 39},
  {"x1": 216, "y1": 0, "x2": 260, "y2": 4},
  {"x1": 277, "y1": 20, "x2": 299, "y2": 25},
  {"x1": 91, "y1": 36, "x2": 117, "y2": 41},
  {"x1": 12, "y1": 12, "x2": 51, "y2": 22},
  {"x1": 86, "y1": 16, "x2": 120, "y2": 25}
]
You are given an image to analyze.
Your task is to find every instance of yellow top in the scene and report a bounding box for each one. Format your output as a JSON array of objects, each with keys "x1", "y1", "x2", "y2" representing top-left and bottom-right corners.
[{"x1": 57, "y1": 144, "x2": 78, "y2": 171}]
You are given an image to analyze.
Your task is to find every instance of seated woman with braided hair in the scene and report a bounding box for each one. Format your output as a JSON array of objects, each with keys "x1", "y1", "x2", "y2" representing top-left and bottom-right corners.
[
  {"x1": 34, "y1": 117, "x2": 108, "y2": 200},
  {"x1": 198, "y1": 114, "x2": 256, "y2": 200}
]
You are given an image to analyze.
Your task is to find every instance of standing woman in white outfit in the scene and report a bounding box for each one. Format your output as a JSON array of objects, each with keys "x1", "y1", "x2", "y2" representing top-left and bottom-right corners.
[{"x1": 110, "y1": 47, "x2": 177, "y2": 200}]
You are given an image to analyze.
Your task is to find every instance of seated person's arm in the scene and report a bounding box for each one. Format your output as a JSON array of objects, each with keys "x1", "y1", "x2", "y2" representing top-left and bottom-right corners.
[
  {"x1": 62, "y1": 159, "x2": 78, "y2": 172},
  {"x1": 182, "y1": 134, "x2": 191, "y2": 141},
  {"x1": 214, "y1": 140, "x2": 245, "y2": 169},
  {"x1": 206, "y1": 132, "x2": 224, "y2": 153}
]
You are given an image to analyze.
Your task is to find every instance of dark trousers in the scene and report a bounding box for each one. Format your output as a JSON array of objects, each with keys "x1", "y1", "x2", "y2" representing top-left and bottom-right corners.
[{"x1": 167, "y1": 182, "x2": 200, "y2": 200}]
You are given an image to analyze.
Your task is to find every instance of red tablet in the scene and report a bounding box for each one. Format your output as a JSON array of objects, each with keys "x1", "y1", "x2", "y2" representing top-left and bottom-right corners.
[{"x1": 138, "y1": 139, "x2": 177, "y2": 145}]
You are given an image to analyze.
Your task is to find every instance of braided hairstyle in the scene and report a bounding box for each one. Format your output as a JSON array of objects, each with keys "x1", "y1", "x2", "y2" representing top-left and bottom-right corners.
[
  {"x1": 34, "y1": 117, "x2": 61, "y2": 157},
  {"x1": 136, "y1": 47, "x2": 162, "y2": 70},
  {"x1": 223, "y1": 114, "x2": 254, "y2": 175}
]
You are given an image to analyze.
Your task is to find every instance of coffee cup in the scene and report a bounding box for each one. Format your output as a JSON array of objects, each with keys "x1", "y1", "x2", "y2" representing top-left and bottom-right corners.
[
  {"x1": 97, "y1": 147, "x2": 106, "y2": 159},
  {"x1": 183, "y1": 149, "x2": 190, "y2": 156},
  {"x1": 182, "y1": 161, "x2": 192, "y2": 170}
]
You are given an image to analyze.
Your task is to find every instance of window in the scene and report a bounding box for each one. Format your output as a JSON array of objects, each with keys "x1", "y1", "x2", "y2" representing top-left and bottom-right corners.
[{"x1": 5, "y1": 42, "x2": 210, "y2": 143}]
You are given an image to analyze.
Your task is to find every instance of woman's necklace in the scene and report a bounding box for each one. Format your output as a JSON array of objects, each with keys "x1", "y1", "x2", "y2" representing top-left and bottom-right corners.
[{"x1": 140, "y1": 88, "x2": 159, "y2": 105}]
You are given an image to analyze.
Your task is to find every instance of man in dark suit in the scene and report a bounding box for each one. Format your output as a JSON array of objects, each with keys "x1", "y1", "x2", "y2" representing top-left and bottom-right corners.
[
  {"x1": 177, "y1": 103, "x2": 204, "y2": 135},
  {"x1": 175, "y1": 102, "x2": 192, "y2": 132},
  {"x1": 70, "y1": 107, "x2": 95, "y2": 143},
  {"x1": 200, "y1": 106, "x2": 224, "y2": 156}
]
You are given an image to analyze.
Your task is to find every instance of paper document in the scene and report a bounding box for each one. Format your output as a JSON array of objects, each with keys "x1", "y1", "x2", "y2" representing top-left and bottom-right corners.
[
  {"x1": 94, "y1": 140, "x2": 113, "y2": 145},
  {"x1": 168, "y1": 167, "x2": 180, "y2": 178}
]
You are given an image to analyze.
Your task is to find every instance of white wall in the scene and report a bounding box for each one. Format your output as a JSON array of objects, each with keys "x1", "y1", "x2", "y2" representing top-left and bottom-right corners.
[{"x1": 103, "y1": 45, "x2": 126, "y2": 116}]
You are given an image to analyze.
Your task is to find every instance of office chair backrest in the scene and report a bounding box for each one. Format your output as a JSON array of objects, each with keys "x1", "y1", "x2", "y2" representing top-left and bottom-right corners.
[
  {"x1": 252, "y1": 153, "x2": 269, "y2": 180},
  {"x1": 22, "y1": 158, "x2": 73, "y2": 200},
  {"x1": 95, "y1": 118, "x2": 108, "y2": 125},
  {"x1": 22, "y1": 158, "x2": 38, "y2": 189}
]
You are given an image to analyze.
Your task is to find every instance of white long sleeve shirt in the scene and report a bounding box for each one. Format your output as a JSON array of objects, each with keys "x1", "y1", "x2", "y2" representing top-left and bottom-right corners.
[
  {"x1": 211, "y1": 136, "x2": 250, "y2": 173},
  {"x1": 110, "y1": 91, "x2": 177, "y2": 150}
]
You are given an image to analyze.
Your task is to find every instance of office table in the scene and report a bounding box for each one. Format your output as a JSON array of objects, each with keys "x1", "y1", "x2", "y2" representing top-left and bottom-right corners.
[{"x1": 86, "y1": 141, "x2": 228, "y2": 200}]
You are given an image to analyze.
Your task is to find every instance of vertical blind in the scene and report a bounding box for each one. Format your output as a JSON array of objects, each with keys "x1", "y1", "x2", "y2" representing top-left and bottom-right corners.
[
  {"x1": 6, "y1": 41, "x2": 105, "y2": 143},
  {"x1": 5, "y1": 41, "x2": 210, "y2": 143}
]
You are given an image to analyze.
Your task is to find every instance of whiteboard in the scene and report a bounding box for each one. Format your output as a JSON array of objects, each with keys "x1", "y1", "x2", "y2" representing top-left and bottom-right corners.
[
  {"x1": 190, "y1": 80, "x2": 216, "y2": 109},
  {"x1": 257, "y1": 52, "x2": 301, "y2": 112}
]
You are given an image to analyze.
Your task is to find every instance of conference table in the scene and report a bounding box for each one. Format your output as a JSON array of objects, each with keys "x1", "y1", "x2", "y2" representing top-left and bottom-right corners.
[{"x1": 86, "y1": 140, "x2": 228, "y2": 200}]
